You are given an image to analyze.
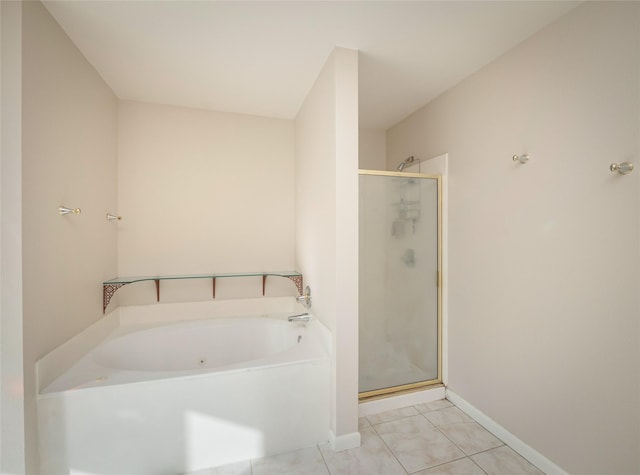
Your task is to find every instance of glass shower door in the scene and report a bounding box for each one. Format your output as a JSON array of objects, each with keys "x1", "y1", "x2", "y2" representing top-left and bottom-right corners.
[{"x1": 359, "y1": 170, "x2": 441, "y2": 397}]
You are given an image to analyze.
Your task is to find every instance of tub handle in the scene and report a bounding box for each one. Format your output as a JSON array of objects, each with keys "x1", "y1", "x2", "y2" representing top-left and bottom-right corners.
[{"x1": 296, "y1": 285, "x2": 312, "y2": 309}]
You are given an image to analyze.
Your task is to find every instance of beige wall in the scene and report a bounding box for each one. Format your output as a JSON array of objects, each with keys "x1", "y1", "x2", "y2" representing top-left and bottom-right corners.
[
  {"x1": 387, "y1": 3, "x2": 640, "y2": 473},
  {"x1": 296, "y1": 53, "x2": 337, "y2": 333},
  {"x1": 21, "y1": 1, "x2": 118, "y2": 471},
  {"x1": 359, "y1": 128, "x2": 386, "y2": 170},
  {"x1": 296, "y1": 47, "x2": 360, "y2": 446},
  {"x1": 116, "y1": 101, "x2": 296, "y2": 305},
  {"x1": 1, "y1": 1, "x2": 26, "y2": 472}
]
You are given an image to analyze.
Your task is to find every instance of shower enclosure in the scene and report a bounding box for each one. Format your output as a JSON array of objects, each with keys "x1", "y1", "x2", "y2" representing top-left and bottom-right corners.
[{"x1": 359, "y1": 170, "x2": 441, "y2": 398}]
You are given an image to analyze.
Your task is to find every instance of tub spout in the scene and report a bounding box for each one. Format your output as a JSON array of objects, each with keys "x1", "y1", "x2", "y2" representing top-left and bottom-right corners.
[{"x1": 288, "y1": 313, "x2": 312, "y2": 323}]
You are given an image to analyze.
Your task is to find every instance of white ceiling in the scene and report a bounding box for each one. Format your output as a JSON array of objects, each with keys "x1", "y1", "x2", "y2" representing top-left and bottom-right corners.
[{"x1": 43, "y1": 1, "x2": 579, "y2": 130}]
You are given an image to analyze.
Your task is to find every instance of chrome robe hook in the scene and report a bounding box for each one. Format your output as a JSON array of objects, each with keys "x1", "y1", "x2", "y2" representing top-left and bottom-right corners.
[
  {"x1": 512, "y1": 154, "x2": 529, "y2": 164},
  {"x1": 610, "y1": 162, "x2": 634, "y2": 175},
  {"x1": 58, "y1": 206, "x2": 81, "y2": 215}
]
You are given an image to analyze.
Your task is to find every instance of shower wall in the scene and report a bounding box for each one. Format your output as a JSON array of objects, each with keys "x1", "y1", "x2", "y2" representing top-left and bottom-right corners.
[{"x1": 386, "y1": 2, "x2": 640, "y2": 473}]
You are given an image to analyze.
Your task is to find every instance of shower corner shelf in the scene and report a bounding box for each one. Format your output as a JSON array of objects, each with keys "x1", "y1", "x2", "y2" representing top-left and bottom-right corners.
[{"x1": 102, "y1": 271, "x2": 303, "y2": 314}]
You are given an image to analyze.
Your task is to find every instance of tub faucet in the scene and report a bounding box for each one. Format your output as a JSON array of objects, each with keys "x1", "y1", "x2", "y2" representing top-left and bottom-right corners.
[{"x1": 288, "y1": 313, "x2": 312, "y2": 323}]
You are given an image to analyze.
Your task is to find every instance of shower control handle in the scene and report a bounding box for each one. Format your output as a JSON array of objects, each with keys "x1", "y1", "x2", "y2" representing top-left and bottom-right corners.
[{"x1": 296, "y1": 285, "x2": 312, "y2": 309}]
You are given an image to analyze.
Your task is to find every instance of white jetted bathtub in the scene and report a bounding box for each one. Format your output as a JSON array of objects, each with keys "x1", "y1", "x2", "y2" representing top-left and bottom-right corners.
[{"x1": 37, "y1": 297, "x2": 331, "y2": 474}]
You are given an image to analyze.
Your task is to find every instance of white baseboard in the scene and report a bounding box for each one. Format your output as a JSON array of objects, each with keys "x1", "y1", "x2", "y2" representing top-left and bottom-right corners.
[
  {"x1": 446, "y1": 389, "x2": 568, "y2": 475},
  {"x1": 329, "y1": 430, "x2": 361, "y2": 452},
  {"x1": 359, "y1": 386, "x2": 446, "y2": 417}
]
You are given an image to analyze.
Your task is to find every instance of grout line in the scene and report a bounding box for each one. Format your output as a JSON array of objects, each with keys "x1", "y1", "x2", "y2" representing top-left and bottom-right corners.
[
  {"x1": 467, "y1": 447, "x2": 505, "y2": 475},
  {"x1": 404, "y1": 454, "x2": 469, "y2": 474},
  {"x1": 316, "y1": 444, "x2": 333, "y2": 475},
  {"x1": 415, "y1": 408, "x2": 437, "y2": 426},
  {"x1": 370, "y1": 422, "x2": 410, "y2": 474},
  {"x1": 468, "y1": 455, "x2": 490, "y2": 475},
  {"x1": 471, "y1": 445, "x2": 508, "y2": 457},
  {"x1": 366, "y1": 412, "x2": 420, "y2": 426},
  {"x1": 432, "y1": 422, "x2": 467, "y2": 453}
]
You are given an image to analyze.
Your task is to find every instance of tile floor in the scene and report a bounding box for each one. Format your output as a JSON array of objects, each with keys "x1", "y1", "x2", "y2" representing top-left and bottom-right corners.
[{"x1": 185, "y1": 399, "x2": 545, "y2": 475}]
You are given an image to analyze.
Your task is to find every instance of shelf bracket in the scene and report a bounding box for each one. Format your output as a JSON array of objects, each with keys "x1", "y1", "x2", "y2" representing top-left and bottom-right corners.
[
  {"x1": 262, "y1": 274, "x2": 303, "y2": 296},
  {"x1": 287, "y1": 275, "x2": 304, "y2": 295},
  {"x1": 103, "y1": 283, "x2": 127, "y2": 314}
]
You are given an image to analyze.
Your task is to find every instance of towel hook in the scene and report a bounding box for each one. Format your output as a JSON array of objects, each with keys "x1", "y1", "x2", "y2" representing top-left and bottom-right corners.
[
  {"x1": 58, "y1": 206, "x2": 81, "y2": 216},
  {"x1": 512, "y1": 154, "x2": 529, "y2": 164},
  {"x1": 106, "y1": 213, "x2": 122, "y2": 222},
  {"x1": 610, "y1": 162, "x2": 634, "y2": 175}
]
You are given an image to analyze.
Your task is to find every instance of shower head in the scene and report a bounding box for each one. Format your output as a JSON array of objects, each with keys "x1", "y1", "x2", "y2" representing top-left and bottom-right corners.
[{"x1": 396, "y1": 156, "x2": 415, "y2": 171}]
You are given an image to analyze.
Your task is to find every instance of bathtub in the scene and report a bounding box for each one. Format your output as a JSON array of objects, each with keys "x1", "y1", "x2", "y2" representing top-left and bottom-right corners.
[{"x1": 37, "y1": 297, "x2": 331, "y2": 474}]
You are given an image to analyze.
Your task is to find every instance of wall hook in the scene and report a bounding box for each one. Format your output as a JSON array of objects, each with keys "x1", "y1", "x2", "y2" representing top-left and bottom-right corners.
[
  {"x1": 59, "y1": 206, "x2": 81, "y2": 216},
  {"x1": 610, "y1": 162, "x2": 634, "y2": 175},
  {"x1": 512, "y1": 154, "x2": 529, "y2": 164},
  {"x1": 106, "y1": 213, "x2": 122, "y2": 222}
]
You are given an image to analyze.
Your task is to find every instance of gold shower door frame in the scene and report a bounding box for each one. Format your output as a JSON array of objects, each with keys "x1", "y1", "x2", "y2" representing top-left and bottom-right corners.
[{"x1": 358, "y1": 169, "x2": 443, "y2": 400}]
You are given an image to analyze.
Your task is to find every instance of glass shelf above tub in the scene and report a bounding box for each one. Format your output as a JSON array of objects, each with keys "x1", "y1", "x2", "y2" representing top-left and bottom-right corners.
[{"x1": 102, "y1": 271, "x2": 303, "y2": 313}]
